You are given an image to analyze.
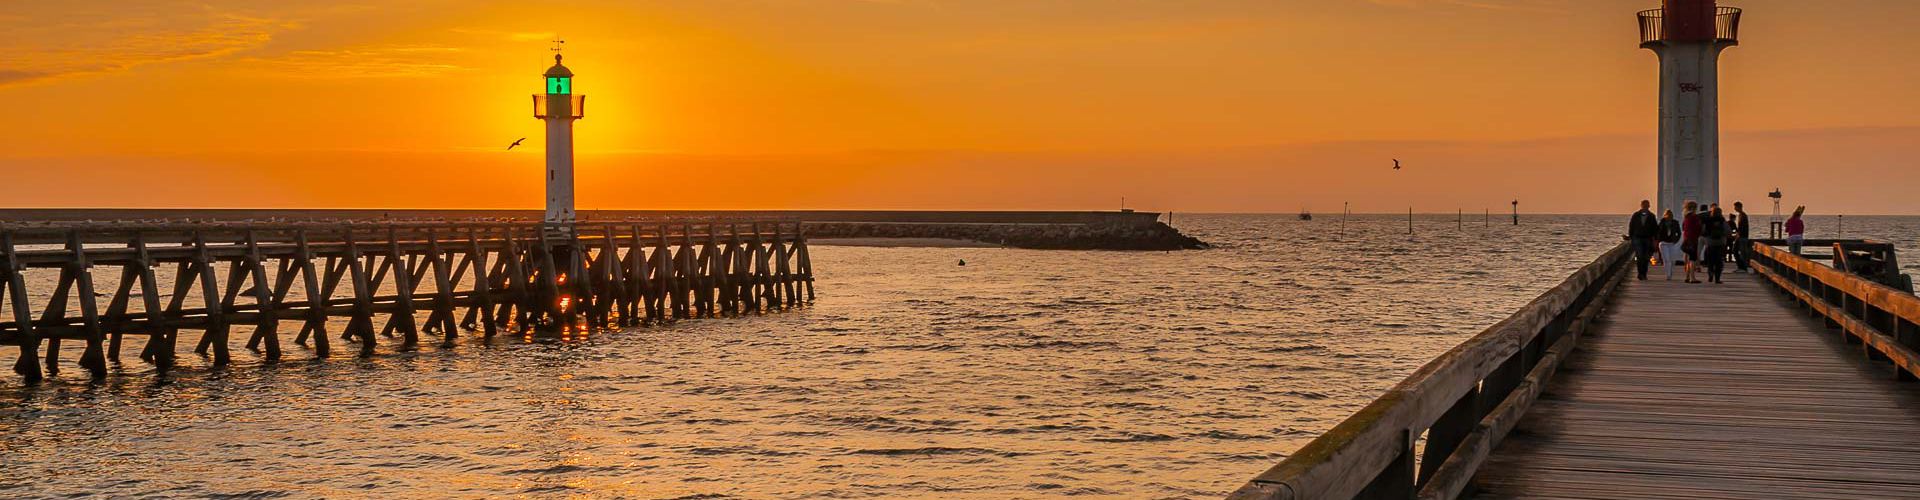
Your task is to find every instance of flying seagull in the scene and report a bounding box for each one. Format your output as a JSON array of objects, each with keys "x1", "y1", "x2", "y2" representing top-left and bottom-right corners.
[
  {"x1": 507, "y1": 138, "x2": 527, "y2": 150},
  {"x1": 1392, "y1": 159, "x2": 1402, "y2": 170}
]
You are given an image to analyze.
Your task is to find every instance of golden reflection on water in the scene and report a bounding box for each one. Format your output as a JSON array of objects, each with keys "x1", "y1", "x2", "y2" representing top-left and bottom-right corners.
[{"x1": 9, "y1": 216, "x2": 1917, "y2": 497}]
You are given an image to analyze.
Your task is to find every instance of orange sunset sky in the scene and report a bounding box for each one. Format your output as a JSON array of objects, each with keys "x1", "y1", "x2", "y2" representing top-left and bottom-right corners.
[{"x1": 3, "y1": 0, "x2": 1918, "y2": 214}]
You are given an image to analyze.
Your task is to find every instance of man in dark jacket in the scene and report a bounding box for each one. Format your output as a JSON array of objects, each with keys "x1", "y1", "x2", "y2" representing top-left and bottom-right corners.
[
  {"x1": 1629, "y1": 200, "x2": 1661, "y2": 280},
  {"x1": 1733, "y1": 201, "x2": 1752, "y2": 272}
]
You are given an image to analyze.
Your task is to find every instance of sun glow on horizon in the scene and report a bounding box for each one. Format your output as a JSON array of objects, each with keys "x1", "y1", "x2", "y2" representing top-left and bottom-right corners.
[{"x1": 4, "y1": 1, "x2": 1920, "y2": 213}]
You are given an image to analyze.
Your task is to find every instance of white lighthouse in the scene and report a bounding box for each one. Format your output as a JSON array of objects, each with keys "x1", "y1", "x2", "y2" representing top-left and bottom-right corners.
[
  {"x1": 1640, "y1": 1, "x2": 1740, "y2": 216},
  {"x1": 535, "y1": 53, "x2": 584, "y2": 224}
]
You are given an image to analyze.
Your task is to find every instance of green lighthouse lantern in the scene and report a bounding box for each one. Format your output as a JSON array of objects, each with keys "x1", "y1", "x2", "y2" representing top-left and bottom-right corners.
[{"x1": 544, "y1": 54, "x2": 573, "y2": 94}]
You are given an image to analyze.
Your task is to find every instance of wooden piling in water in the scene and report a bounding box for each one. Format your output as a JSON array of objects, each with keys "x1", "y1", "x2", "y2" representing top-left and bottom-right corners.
[{"x1": 0, "y1": 220, "x2": 815, "y2": 382}]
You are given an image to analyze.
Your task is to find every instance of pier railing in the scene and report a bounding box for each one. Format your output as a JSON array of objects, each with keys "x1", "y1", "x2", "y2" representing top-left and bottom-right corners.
[
  {"x1": 0, "y1": 220, "x2": 814, "y2": 383},
  {"x1": 1752, "y1": 241, "x2": 1920, "y2": 380},
  {"x1": 1229, "y1": 242, "x2": 1630, "y2": 500}
]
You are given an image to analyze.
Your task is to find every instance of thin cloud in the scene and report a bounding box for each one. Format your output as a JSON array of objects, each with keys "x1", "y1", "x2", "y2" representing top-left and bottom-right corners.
[
  {"x1": 0, "y1": 9, "x2": 289, "y2": 87},
  {"x1": 1366, "y1": 0, "x2": 1569, "y2": 13},
  {"x1": 450, "y1": 27, "x2": 560, "y2": 43},
  {"x1": 242, "y1": 45, "x2": 470, "y2": 78}
]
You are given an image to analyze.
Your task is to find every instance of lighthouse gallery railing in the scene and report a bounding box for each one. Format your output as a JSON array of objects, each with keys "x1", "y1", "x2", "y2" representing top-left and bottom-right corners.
[{"x1": 1638, "y1": 6, "x2": 1743, "y2": 45}]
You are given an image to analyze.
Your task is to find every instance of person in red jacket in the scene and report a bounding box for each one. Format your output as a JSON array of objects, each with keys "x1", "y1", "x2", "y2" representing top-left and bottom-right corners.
[{"x1": 1681, "y1": 201, "x2": 1703, "y2": 284}]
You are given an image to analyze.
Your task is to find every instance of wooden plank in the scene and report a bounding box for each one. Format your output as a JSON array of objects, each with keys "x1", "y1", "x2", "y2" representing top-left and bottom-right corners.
[
  {"x1": 1420, "y1": 264, "x2": 1624, "y2": 499},
  {"x1": 1470, "y1": 273, "x2": 1920, "y2": 499}
]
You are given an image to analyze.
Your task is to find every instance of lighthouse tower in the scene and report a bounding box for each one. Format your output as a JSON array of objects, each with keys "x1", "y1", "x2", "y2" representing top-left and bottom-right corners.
[
  {"x1": 534, "y1": 54, "x2": 585, "y2": 224},
  {"x1": 1640, "y1": 1, "x2": 1740, "y2": 216}
]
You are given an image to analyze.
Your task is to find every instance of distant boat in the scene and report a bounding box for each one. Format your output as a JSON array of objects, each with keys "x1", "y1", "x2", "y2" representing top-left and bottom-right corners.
[{"x1": 1299, "y1": 210, "x2": 1313, "y2": 221}]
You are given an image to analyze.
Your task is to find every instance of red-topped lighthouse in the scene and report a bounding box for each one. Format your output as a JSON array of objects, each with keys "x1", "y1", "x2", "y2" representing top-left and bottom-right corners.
[{"x1": 1640, "y1": 1, "x2": 1741, "y2": 216}]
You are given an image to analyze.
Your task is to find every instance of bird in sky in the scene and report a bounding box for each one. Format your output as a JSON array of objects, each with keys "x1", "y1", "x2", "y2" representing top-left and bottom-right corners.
[
  {"x1": 1392, "y1": 159, "x2": 1402, "y2": 170},
  {"x1": 507, "y1": 138, "x2": 527, "y2": 150}
]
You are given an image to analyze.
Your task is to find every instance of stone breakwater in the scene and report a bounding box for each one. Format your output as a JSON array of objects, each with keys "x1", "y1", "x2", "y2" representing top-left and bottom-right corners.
[
  {"x1": 0, "y1": 209, "x2": 1211, "y2": 251},
  {"x1": 804, "y1": 221, "x2": 1209, "y2": 251}
]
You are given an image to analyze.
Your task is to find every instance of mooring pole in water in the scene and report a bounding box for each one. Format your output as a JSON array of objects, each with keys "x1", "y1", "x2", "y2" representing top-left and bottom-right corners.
[
  {"x1": 1458, "y1": 209, "x2": 1463, "y2": 230},
  {"x1": 1341, "y1": 202, "x2": 1348, "y2": 241},
  {"x1": 1485, "y1": 209, "x2": 1489, "y2": 228},
  {"x1": 1408, "y1": 207, "x2": 1414, "y2": 235},
  {"x1": 1838, "y1": 214, "x2": 1844, "y2": 237},
  {"x1": 1511, "y1": 200, "x2": 1520, "y2": 225}
]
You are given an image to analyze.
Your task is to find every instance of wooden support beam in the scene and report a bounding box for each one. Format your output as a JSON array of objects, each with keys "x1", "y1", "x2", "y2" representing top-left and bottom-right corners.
[
  {"x1": 625, "y1": 225, "x2": 648, "y2": 326},
  {"x1": 386, "y1": 227, "x2": 420, "y2": 349},
  {"x1": 343, "y1": 232, "x2": 376, "y2": 356},
  {"x1": 534, "y1": 226, "x2": 562, "y2": 326},
  {"x1": 3, "y1": 231, "x2": 43, "y2": 383},
  {"x1": 131, "y1": 233, "x2": 174, "y2": 370},
  {"x1": 294, "y1": 230, "x2": 329, "y2": 358},
  {"x1": 424, "y1": 230, "x2": 459, "y2": 345},
  {"x1": 68, "y1": 231, "x2": 109, "y2": 378},
  {"x1": 39, "y1": 266, "x2": 74, "y2": 376},
  {"x1": 467, "y1": 228, "x2": 498, "y2": 337},
  {"x1": 502, "y1": 227, "x2": 533, "y2": 331},
  {"x1": 192, "y1": 232, "x2": 232, "y2": 366},
  {"x1": 651, "y1": 226, "x2": 671, "y2": 322},
  {"x1": 794, "y1": 222, "x2": 815, "y2": 302},
  {"x1": 600, "y1": 225, "x2": 625, "y2": 326},
  {"x1": 683, "y1": 225, "x2": 698, "y2": 319},
  {"x1": 103, "y1": 264, "x2": 137, "y2": 364},
  {"x1": 242, "y1": 230, "x2": 281, "y2": 361},
  {"x1": 773, "y1": 223, "x2": 794, "y2": 309}
]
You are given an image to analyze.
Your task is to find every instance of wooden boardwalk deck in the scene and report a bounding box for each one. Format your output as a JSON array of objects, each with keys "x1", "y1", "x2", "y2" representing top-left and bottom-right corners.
[{"x1": 1470, "y1": 270, "x2": 1920, "y2": 499}]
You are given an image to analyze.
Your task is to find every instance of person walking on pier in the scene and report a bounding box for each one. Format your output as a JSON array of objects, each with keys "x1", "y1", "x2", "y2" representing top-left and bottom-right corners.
[
  {"x1": 1681, "y1": 201, "x2": 1703, "y2": 284},
  {"x1": 1660, "y1": 209, "x2": 1682, "y2": 280},
  {"x1": 1703, "y1": 205, "x2": 1730, "y2": 284},
  {"x1": 1629, "y1": 200, "x2": 1661, "y2": 280},
  {"x1": 1733, "y1": 202, "x2": 1752, "y2": 272},
  {"x1": 1786, "y1": 206, "x2": 1807, "y2": 255}
]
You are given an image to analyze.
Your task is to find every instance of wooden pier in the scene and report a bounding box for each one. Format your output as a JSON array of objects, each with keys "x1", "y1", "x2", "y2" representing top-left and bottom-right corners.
[
  {"x1": 0, "y1": 220, "x2": 815, "y2": 383},
  {"x1": 1230, "y1": 239, "x2": 1920, "y2": 499}
]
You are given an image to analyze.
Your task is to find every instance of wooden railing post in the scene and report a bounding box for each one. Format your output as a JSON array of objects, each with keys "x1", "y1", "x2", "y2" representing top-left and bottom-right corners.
[{"x1": 1355, "y1": 429, "x2": 1415, "y2": 500}]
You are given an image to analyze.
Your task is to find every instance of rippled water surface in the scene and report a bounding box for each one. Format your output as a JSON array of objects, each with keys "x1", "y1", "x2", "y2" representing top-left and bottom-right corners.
[{"x1": 3, "y1": 214, "x2": 1915, "y2": 498}]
